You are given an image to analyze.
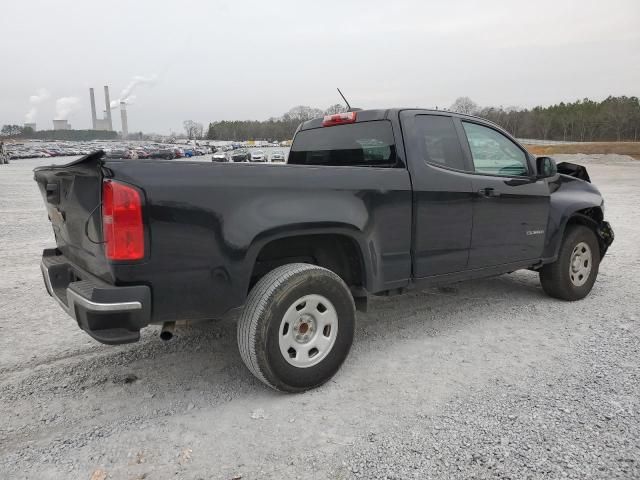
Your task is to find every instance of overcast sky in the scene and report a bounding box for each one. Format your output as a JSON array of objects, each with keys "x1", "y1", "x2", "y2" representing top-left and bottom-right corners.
[{"x1": 1, "y1": 0, "x2": 638, "y2": 134}]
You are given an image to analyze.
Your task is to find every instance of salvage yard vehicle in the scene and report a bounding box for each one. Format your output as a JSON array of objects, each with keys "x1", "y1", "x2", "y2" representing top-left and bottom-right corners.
[
  {"x1": 269, "y1": 150, "x2": 286, "y2": 163},
  {"x1": 250, "y1": 149, "x2": 267, "y2": 162},
  {"x1": 229, "y1": 149, "x2": 250, "y2": 162},
  {"x1": 34, "y1": 108, "x2": 613, "y2": 392},
  {"x1": 211, "y1": 151, "x2": 228, "y2": 162},
  {"x1": 150, "y1": 147, "x2": 176, "y2": 160}
]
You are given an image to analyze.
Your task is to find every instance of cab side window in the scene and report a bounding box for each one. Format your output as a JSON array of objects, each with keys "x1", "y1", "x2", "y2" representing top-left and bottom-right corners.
[
  {"x1": 415, "y1": 115, "x2": 467, "y2": 171},
  {"x1": 462, "y1": 122, "x2": 529, "y2": 177}
]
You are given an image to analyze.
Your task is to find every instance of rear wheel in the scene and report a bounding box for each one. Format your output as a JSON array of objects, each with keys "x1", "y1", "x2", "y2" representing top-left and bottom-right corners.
[
  {"x1": 539, "y1": 225, "x2": 600, "y2": 300},
  {"x1": 237, "y1": 263, "x2": 355, "y2": 392}
]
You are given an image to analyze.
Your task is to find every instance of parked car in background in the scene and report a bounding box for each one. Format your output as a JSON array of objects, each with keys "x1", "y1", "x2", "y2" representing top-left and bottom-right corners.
[
  {"x1": 135, "y1": 149, "x2": 151, "y2": 159},
  {"x1": 174, "y1": 148, "x2": 185, "y2": 158},
  {"x1": 250, "y1": 150, "x2": 267, "y2": 162},
  {"x1": 105, "y1": 149, "x2": 127, "y2": 159},
  {"x1": 229, "y1": 149, "x2": 250, "y2": 162},
  {"x1": 212, "y1": 151, "x2": 228, "y2": 162},
  {"x1": 106, "y1": 149, "x2": 137, "y2": 159},
  {"x1": 150, "y1": 148, "x2": 175, "y2": 160},
  {"x1": 269, "y1": 150, "x2": 286, "y2": 163}
]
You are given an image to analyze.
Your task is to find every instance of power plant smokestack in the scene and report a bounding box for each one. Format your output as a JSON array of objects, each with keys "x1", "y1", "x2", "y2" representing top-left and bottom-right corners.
[
  {"x1": 103, "y1": 85, "x2": 113, "y2": 131},
  {"x1": 120, "y1": 102, "x2": 129, "y2": 139},
  {"x1": 89, "y1": 88, "x2": 97, "y2": 130}
]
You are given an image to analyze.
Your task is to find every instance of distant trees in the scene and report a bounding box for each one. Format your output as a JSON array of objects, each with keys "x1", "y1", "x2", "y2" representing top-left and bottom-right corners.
[
  {"x1": 37, "y1": 130, "x2": 118, "y2": 140},
  {"x1": 325, "y1": 104, "x2": 348, "y2": 115},
  {"x1": 282, "y1": 106, "x2": 324, "y2": 122},
  {"x1": 206, "y1": 97, "x2": 638, "y2": 142},
  {"x1": 0, "y1": 125, "x2": 118, "y2": 140},
  {"x1": 183, "y1": 120, "x2": 204, "y2": 139},
  {"x1": 449, "y1": 97, "x2": 478, "y2": 115},
  {"x1": 207, "y1": 104, "x2": 350, "y2": 141},
  {"x1": 475, "y1": 96, "x2": 640, "y2": 141},
  {"x1": 1, "y1": 124, "x2": 24, "y2": 136}
]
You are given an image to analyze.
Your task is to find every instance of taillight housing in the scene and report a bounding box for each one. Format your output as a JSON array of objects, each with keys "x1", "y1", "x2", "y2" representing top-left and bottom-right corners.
[
  {"x1": 322, "y1": 111, "x2": 357, "y2": 127},
  {"x1": 102, "y1": 179, "x2": 145, "y2": 261}
]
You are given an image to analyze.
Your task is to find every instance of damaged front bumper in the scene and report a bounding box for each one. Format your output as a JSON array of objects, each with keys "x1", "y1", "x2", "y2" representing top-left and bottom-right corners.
[{"x1": 597, "y1": 221, "x2": 614, "y2": 257}]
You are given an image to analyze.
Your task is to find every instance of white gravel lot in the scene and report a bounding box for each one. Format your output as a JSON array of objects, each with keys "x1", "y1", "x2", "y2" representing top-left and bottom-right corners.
[{"x1": 0, "y1": 154, "x2": 639, "y2": 479}]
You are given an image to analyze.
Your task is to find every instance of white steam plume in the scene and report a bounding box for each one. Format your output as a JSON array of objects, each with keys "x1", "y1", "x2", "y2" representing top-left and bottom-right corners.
[
  {"x1": 110, "y1": 74, "x2": 157, "y2": 108},
  {"x1": 55, "y1": 96, "x2": 80, "y2": 120},
  {"x1": 25, "y1": 88, "x2": 50, "y2": 122}
]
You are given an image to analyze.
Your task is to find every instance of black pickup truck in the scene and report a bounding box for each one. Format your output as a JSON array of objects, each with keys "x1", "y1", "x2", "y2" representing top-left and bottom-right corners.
[{"x1": 35, "y1": 109, "x2": 613, "y2": 392}]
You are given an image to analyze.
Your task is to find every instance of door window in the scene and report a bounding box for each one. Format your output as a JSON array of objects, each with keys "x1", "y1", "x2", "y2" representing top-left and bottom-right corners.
[
  {"x1": 462, "y1": 122, "x2": 529, "y2": 177},
  {"x1": 415, "y1": 115, "x2": 467, "y2": 171}
]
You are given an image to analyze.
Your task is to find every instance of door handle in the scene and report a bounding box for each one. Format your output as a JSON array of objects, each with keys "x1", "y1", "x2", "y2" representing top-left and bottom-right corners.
[{"x1": 478, "y1": 187, "x2": 500, "y2": 198}]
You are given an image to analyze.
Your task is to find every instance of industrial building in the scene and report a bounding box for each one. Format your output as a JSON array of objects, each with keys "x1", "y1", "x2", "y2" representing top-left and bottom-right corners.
[
  {"x1": 89, "y1": 86, "x2": 113, "y2": 131},
  {"x1": 120, "y1": 102, "x2": 129, "y2": 138},
  {"x1": 52, "y1": 120, "x2": 71, "y2": 130}
]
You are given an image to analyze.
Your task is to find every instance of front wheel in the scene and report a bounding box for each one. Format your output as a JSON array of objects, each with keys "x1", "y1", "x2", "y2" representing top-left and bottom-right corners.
[
  {"x1": 237, "y1": 263, "x2": 355, "y2": 392},
  {"x1": 539, "y1": 225, "x2": 600, "y2": 301}
]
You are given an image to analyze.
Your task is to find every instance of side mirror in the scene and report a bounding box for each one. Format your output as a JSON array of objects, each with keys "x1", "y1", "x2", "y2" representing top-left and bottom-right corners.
[{"x1": 536, "y1": 156, "x2": 557, "y2": 178}]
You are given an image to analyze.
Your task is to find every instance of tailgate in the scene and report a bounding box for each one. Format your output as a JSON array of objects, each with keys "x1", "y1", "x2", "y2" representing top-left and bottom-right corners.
[{"x1": 33, "y1": 151, "x2": 112, "y2": 280}]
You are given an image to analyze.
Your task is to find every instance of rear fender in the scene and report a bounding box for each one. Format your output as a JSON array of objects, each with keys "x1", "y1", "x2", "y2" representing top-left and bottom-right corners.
[{"x1": 243, "y1": 224, "x2": 373, "y2": 295}]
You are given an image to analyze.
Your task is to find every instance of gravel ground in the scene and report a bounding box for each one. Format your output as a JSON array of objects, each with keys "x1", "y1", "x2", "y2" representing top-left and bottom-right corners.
[{"x1": 0, "y1": 154, "x2": 638, "y2": 479}]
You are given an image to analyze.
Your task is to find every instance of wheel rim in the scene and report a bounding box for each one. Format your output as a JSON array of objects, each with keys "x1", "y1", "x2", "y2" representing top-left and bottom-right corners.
[
  {"x1": 569, "y1": 241, "x2": 592, "y2": 287},
  {"x1": 278, "y1": 294, "x2": 339, "y2": 368}
]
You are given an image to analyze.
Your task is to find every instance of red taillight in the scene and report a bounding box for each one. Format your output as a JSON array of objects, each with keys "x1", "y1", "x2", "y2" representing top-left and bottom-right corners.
[
  {"x1": 322, "y1": 111, "x2": 357, "y2": 127},
  {"x1": 102, "y1": 180, "x2": 144, "y2": 261}
]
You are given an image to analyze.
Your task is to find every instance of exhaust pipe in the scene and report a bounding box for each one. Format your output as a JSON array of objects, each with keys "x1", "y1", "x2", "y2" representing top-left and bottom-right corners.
[{"x1": 160, "y1": 321, "x2": 176, "y2": 341}]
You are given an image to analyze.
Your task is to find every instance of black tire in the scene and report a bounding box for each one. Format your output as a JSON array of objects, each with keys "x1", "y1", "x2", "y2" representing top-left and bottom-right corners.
[
  {"x1": 237, "y1": 263, "x2": 355, "y2": 392},
  {"x1": 539, "y1": 225, "x2": 600, "y2": 301}
]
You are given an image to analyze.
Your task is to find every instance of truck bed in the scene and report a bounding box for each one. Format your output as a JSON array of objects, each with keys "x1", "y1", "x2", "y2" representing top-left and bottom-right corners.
[{"x1": 35, "y1": 153, "x2": 413, "y2": 325}]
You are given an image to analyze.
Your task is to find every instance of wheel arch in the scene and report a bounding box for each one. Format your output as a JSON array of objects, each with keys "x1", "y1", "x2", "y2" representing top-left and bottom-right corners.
[
  {"x1": 244, "y1": 224, "x2": 372, "y2": 296},
  {"x1": 544, "y1": 205, "x2": 606, "y2": 261}
]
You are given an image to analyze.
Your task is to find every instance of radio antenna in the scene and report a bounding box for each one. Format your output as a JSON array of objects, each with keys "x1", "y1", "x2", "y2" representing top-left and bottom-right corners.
[{"x1": 337, "y1": 88, "x2": 352, "y2": 111}]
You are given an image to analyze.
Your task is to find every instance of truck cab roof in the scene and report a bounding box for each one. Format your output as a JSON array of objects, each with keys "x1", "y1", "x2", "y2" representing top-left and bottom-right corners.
[{"x1": 298, "y1": 108, "x2": 507, "y2": 135}]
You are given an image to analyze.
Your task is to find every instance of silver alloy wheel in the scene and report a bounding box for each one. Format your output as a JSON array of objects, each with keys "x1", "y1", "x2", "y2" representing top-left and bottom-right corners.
[
  {"x1": 569, "y1": 241, "x2": 592, "y2": 287},
  {"x1": 278, "y1": 294, "x2": 339, "y2": 368}
]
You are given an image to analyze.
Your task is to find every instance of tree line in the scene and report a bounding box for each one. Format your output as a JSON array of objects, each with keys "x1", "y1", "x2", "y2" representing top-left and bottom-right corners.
[
  {"x1": 4, "y1": 95, "x2": 638, "y2": 143},
  {"x1": 206, "y1": 104, "x2": 346, "y2": 141},
  {"x1": 451, "y1": 95, "x2": 640, "y2": 142},
  {"x1": 207, "y1": 96, "x2": 640, "y2": 143},
  {"x1": 0, "y1": 124, "x2": 118, "y2": 141}
]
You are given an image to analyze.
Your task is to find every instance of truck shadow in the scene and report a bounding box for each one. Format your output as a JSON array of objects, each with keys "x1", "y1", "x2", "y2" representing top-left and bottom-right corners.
[
  {"x1": 2, "y1": 270, "x2": 557, "y2": 454},
  {"x1": 66, "y1": 271, "x2": 545, "y2": 392}
]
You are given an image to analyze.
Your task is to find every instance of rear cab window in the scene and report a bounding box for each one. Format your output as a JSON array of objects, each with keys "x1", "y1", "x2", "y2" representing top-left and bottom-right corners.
[{"x1": 288, "y1": 121, "x2": 397, "y2": 167}]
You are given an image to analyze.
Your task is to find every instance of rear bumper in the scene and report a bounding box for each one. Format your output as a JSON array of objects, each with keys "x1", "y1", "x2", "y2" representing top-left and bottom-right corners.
[{"x1": 40, "y1": 248, "x2": 151, "y2": 345}]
